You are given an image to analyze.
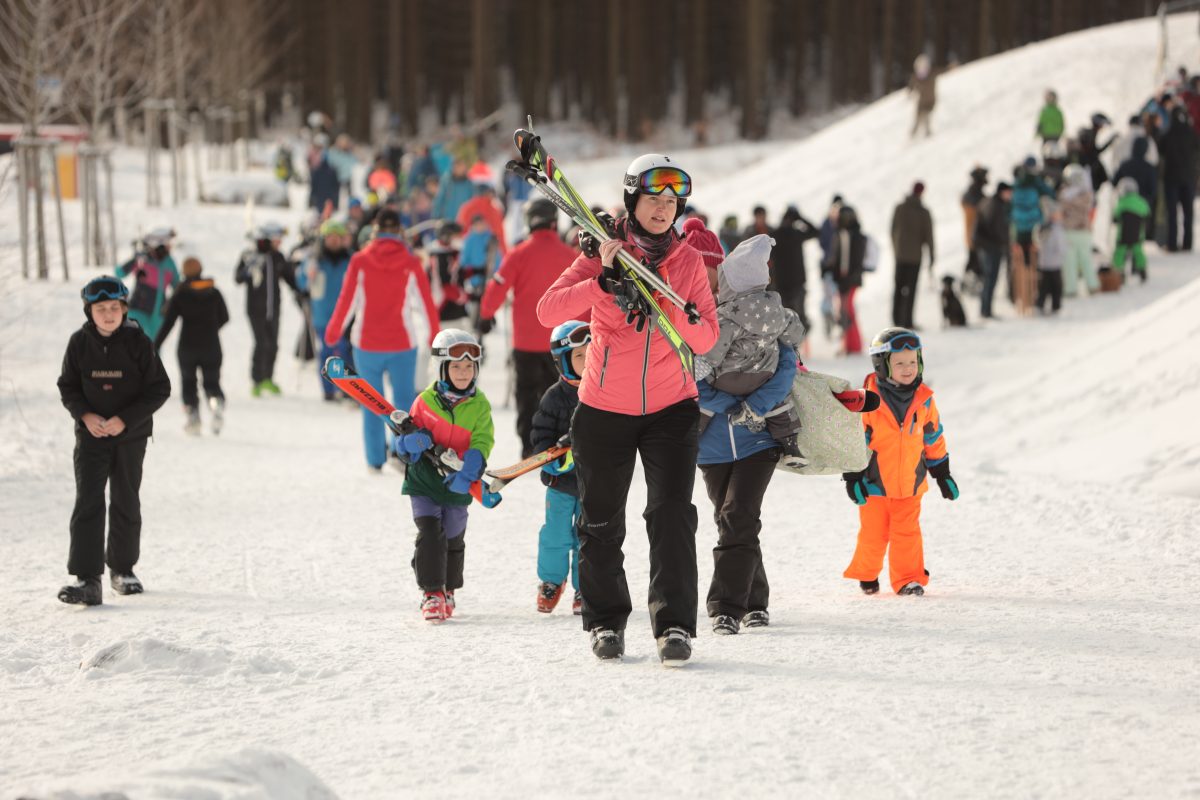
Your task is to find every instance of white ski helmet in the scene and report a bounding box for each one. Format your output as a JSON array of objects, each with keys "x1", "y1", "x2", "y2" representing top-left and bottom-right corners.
[
  {"x1": 622, "y1": 153, "x2": 692, "y2": 219},
  {"x1": 431, "y1": 328, "x2": 482, "y2": 386}
]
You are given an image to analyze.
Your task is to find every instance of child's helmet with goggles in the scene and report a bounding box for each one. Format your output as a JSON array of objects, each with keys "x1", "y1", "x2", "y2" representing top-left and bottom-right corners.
[
  {"x1": 869, "y1": 327, "x2": 923, "y2": 381},
  {"x1": 622, "y1": 154, "x2": 692, "y2": 220},
  {"x1": 431, "y1": 328, "x2": 483, "y2": 386},
  {"x1": 549, "y1": 320, "x2": 591, "y2": 382},
  {"x1": 80, "y1": 275, "x2": 130, "y2": 319}
]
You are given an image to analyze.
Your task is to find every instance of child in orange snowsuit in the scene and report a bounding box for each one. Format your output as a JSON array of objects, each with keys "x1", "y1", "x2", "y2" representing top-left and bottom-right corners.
[{"x1": 842, "y1": 328, "x2": 959, "y2": 596}]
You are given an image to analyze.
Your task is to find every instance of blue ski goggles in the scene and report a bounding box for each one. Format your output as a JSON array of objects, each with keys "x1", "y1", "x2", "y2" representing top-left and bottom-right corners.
[
  {"x1": 81, "y1": 276, "x2": 129, "y2": 303},
  {"x1": 869, "y1": 331, "x2": 921, "y2": 355}
]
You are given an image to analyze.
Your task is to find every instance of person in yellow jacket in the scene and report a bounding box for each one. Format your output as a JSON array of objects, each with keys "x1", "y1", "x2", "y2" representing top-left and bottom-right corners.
[{"x1": 842, "y1": 328, "x2": 959, "y2": 596}]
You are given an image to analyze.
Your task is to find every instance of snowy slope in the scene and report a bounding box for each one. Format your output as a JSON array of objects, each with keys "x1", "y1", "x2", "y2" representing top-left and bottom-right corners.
[{"x1": 3, "y1": 14, "x2": 1200, "y2": 800}]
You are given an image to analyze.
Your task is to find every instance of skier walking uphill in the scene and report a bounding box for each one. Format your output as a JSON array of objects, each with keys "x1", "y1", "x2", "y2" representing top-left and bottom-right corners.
[
  {"x1": 324, "y1": 208, "x2": 440, "y2": 470},
  {"x1": 769, "y1": 205, "x2": 820, "y2": 330},
  {"x1": 115, "y1": 228, "x2": 180, "y2": 342},
  {"x1": 478, "y1": 199, "x2": 579, "y2": 458},
  {"x1": 153, "y1": 257, "x2": 229, "y2": 435},
  {"x1": 235, "y1": 223, "x2": 298, "y2": 396},
  {"x1": 297, "y1": 219, "x2": 353, "y2": 400},
  {"x1": 57, "y1": 276, "x2": 171, "y2": 606},
  {"x1": 890, "y1": 182, "x2": 936, "y2": 329},
  {"x1": 908, "y1": 54, "x2": 949, "y2": 138},
  {"x1": 536, "y1": 154, "x2": 719, "y2": 665}
]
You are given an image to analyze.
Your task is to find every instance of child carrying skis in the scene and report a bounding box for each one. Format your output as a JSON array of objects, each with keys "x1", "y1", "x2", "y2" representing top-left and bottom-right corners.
[
  {"x1": 154, "y1": 257, "x2": 230, "y2": 434},
  {"x1": 393, "y1": 329, "x2": 494, "y2": 622},
  {"x1": 842, "y1": 328, "x2": 959, "y2": 596},
  {"x1": 696, "y1": 234, "x2": 806, "y2": 466},
  {"x1": 1113, "y1": 177, "x2": 1150, "y2": 283},
  {"x1": 529, "y1": 320, "x2": 590, "y2": 615}
]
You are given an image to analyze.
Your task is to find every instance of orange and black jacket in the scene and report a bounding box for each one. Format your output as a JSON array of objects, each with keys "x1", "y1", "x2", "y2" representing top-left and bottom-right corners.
[{"x1": 860, "y1": 373, "x2": 949, "y2": 499}]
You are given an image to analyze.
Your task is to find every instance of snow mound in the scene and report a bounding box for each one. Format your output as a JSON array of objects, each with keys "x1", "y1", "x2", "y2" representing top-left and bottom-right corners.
[
  {"x1": 78, "y1": 637, "x2": 295, "y2": 679},
  {"x1": 23, "y1": 748, "x2": 339, "y2": 799}
]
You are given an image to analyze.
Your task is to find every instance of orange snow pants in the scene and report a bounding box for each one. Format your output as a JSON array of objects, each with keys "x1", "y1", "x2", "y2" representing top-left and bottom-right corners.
[{"x1": 843, "y1": 495, "x2": 928, "y2": 594}]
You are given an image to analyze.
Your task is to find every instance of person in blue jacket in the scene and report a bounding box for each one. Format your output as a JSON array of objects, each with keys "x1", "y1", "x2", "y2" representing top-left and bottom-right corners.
[
  {"x1": 432, "y1": 158, "x2": 477, "y2": 223},
  {"x1": 297, "y1": 219, "x2": 354, "y2": 399},
  {"x1": 697, "y1": 342, "x2": 798, "y2": 636}
]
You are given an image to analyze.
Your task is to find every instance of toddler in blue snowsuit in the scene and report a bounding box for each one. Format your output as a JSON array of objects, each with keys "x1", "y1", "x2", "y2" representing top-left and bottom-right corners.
[{"x1": 529, "y1": 320, "x2": 590, "y2": 614}]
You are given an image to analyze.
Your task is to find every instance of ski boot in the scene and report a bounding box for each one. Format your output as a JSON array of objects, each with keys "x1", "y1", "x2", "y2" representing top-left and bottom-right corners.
[
  {"x1": 262, "y1": 379, "x2": 282, "y2": 396},
  {"x1": 251, "y1": 380, "x2": 264, "y2": 398},
  {"x1": 779, "y1": 435, "x2": 808, "y2": 468},
  {"x1": 742, "y1": 610, "x2": 770, "y2": 629},
  {"x1": 58, "y1": 576, "x2": 102, "y2": 606},
  {"x1": 572, "y1": 591, "x2": 582, "y2": 616},
  {"x1": 590, "y1": 628, "x2": 624, "y2": 660},
  {"x1": 421, "y1": 590, "x2": 448, "y2": 622},
  {"x1": 898, "y1": 582, "x2": 925, "y2": 596},
  {"x1": 445, "y1": 590, "x2": 455, "y2": 619},
  {"x1": 859, "y1": 579, "x2": 880, "y2": 595},
  {"x1": 209, "y1": 397, "x2": 225, "y2": 436},
  {"x1": 110, "y1": 571, "x2": 143, "y2": 595},
  {"x1": 712, "y1": 615, "x2": 739, "y2": 636},
  {"x1": 656, "y1": 627, "x2": 692, "y2": 666},
  {"x1": 537, "y1": 580, "x2": 565, "y2": 613},
  {"x1": 181, "y1": 407, "x2": 200, "y2": 438}
]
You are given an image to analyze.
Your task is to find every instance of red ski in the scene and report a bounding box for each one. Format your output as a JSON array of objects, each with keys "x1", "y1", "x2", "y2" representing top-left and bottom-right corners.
[{"x1": 484, "y1": 445, "x2": 571, "y2": 492}]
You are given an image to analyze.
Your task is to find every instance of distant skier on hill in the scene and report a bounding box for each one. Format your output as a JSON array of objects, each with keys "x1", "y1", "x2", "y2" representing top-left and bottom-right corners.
[{"x1": 908, "y1": 54, "x2": 953, "y2": 138}]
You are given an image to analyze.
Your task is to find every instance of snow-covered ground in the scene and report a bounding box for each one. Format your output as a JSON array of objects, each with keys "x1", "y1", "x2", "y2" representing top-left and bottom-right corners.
[{"x1": 3, "y1": 14, "x2": 1200, "y2": 799}]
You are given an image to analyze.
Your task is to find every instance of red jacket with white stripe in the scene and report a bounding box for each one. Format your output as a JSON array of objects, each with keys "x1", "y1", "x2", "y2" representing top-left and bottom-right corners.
[
  {"x1": 324, "y1": 236, "x2": 440, "y2": 351},
  {"x1": 479, "y1": 229, "x2": 583, "y2": 353}
]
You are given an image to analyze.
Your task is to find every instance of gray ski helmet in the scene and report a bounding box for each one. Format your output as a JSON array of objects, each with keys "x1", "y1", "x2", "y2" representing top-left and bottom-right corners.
[
  {"x1": 524, "y1": 198, "x2": 558, "y2": 232},
  {"x1": 869, "y1": 327, "x2": 923, "y2": 381}
]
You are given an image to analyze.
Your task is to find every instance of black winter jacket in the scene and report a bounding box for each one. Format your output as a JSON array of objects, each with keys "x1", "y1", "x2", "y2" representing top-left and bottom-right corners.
[
  {"x1": 1159, "y1": 106, "x2": 1198, "y2": 182},
  {"x1": 531, "y1": 378, "x2": 579, "y2": 496},
  {"x1": 769, "y1": 213, "x2": 819, "y2": 293},
  {"x1": 1112, "y1": 137, "x2": 1158, "y2": 204},
  {"x1": 973, "y1": 195, "x2": 1011, "y2": 251},
  {"x1": 234, "y1": 247, "x2": 297, "y2": 322},
  {"x1": 58, "y1": 320, "x2": 171, "y2": 442},
  {"x1": 153, "y1": 276, "x2": 230, "y2": 357}
]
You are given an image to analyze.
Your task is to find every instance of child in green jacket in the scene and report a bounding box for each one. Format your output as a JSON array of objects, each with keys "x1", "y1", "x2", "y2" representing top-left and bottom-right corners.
[
  {"x1": 393, "y1": 329, "x2": 494, "y2": 622},
  {"x1": 1113, "y1": 177, "x2": 1150, "y2": 283}
]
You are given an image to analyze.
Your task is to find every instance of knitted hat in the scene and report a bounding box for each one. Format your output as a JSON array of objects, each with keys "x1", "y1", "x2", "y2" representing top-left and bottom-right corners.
[
  {"x1": 717, "y1": 233, "x2": 774, "y2": 301},
  {"x1": 682, "y1": 217, "x2": 724, "y2": 269}
]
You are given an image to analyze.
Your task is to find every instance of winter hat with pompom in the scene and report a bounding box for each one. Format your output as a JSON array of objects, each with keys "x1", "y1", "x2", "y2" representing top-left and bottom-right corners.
[{"x1": 682, "y1": 217, "x2": 724, "y2": 269}]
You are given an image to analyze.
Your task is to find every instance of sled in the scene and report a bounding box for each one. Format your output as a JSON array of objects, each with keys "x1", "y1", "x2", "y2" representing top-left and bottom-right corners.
[{"x1": 777, "y1": 370, "x2": 871, "y2": 477}]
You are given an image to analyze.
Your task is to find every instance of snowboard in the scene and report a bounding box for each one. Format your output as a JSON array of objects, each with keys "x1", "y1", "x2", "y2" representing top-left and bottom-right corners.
[{"x1": 777, "y1": 370, "x2": 872, "y2": 476}]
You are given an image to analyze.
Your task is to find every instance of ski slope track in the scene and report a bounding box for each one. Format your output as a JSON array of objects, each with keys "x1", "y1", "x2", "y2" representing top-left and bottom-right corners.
[{"x1": 2, "y1": 15, "x2": 1199, "y2": 799}]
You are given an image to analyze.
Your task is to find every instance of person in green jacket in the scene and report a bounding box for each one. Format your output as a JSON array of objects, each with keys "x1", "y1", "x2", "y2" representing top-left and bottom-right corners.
[
  {"x1": 1037, "y1": 89, "x2": 1065, "y2": 144},
  {"x1": 394, "y1": 329, "x2": 495, "y2": 623},
  {"x1": 1113, "y1": 177, "x2": 1150, "y2": 283}
]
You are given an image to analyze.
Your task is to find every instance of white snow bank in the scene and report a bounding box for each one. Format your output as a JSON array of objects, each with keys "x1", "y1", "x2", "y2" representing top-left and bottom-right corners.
[
  {"x1": 77, "y1": 636, "x2": 295, "y2": 679},
  {"x1": 20, "y1": 748, "x2": 338, "y2": 799}
]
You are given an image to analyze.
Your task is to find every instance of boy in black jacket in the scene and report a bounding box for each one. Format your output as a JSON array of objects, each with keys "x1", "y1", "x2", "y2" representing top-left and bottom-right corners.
[
  {"x1": 57, "y1": 276, "x2": 172, "y2": 605},
  {"x1": 235, "y1": 223, "x2": 297, "y2": 396},
  {"x1": 155, "y1": 257, "x2": 230, "y2": 434},
  {"x1": 529, "y1": 320, "x2": 589, "y2": 615}
]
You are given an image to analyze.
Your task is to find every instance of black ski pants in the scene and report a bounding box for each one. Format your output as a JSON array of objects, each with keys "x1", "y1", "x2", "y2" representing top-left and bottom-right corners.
[
  {"x1": 179, "y1": 346, "x2": 224, "y2": 408},
  {"x1": 700, "y1": 448, "x2": 777, "y2": 619},
  {"x1": 1164, "y1": 177, "x2": 1195, "y2": 251},
  {"x1": 411, "y1": 508, "x2": 468, "y2": 592},
  {"x1": 893, "y1": 261, "x2": 921, "y2": 329},
  {"x1": 572, "y1": 400, "x2": 700, "y2": 638},
  {"x1": 68, "y1": 434, "x2": 148, "y2": 578},
  {"x1": 513, "y1": 349, "x2": 559, "y2": 458},
  {"x1": 248, "y1": 314, "x2": 280, "y2": 383},
  {"x1": 1036, "y1": 269, "x2": 1063, "y2": 313}
]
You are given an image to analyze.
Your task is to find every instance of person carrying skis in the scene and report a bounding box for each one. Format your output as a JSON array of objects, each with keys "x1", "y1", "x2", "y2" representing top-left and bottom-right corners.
[
  {"x1": 537, "y1": 154, "x2": 719, "y2": 665},
  {"x1": 529, "y1": 320, "x2": 590, "y2": 615},
  {"x1": 393, "y1": 329, "x2": 494, "y2": 622},
  {"x1": 478, "y1": 198, "x2": 579, "y2": 458},
  {"x1": 235, "y1": 222, "x2": 298, "y2": 396},
  {"x1": 115, "y1": 227, "x2": 180, "y2": 341},
  {"x1": 842, "y1": 328, "x2": 958, "y2": 596},
  {"x1": 324, "y1": 208, "x2": 440, "y2": 470},
  {"x1": 57, "y1": 276, "x2": 171, "y2": 605},
  {"x1": 153, "y1": 257, "x2": 230, "y2": 434},
  {"x1": 297, "y1": 219, "x2": 354, "y2": 400}
]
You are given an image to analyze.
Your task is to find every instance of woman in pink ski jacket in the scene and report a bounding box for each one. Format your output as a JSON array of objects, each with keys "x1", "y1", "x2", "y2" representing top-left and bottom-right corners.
[{"x1": 536, "y1": 154, "x2": 718, "y2": 665}]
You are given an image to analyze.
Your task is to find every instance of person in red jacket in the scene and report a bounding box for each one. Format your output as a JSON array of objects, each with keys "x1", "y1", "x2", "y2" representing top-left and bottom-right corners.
[
  {"x1": 537, "y1": 154, "x2": 719, "y2": 665},
  {"x1": 324, "y1": 209, "x2": 440, "y2": 469},
  {"x1": 455, "y1": 183, "x2": 509, "y2": 257},
  {"x1": 478, "y1": 198, "x2": 581, "y2": 457}
]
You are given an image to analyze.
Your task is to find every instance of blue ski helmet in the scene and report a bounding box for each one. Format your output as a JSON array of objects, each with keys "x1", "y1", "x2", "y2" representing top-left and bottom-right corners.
[
  {"x1": 549, "y1": 320, "x2": 591, "y2": 382},
  {"x1": 868, "y1": 327, "x2": 923, "y2": 381},
  {"x1": 80, "y1": 275, "x2": 130, "y2": 319}
]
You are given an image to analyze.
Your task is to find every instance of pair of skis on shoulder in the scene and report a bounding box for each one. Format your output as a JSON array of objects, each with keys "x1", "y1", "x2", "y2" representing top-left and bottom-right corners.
[{"x1": 321, "y1": 357, "x2": 568, "y2": 503}]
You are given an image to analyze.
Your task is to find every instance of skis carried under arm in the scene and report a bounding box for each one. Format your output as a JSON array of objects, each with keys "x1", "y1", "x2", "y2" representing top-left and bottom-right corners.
[{"x1": 483, "y1": 445, "x2": 571, "y2": 493}]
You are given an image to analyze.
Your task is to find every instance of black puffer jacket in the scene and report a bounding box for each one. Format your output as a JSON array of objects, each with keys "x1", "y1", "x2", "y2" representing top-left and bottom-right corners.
[
  {"x1": 530, "y1": 378, "x2": 579, "y2": 496},
  {"x1": 58, "y1": 320, "x2": 172, "y2": 441},
  {"x1": 770, "y1": 208, "x2": 819, "y2": 294},
  {"x1": 234, "y1": 246, "x2": 297, "y2": 322},
  {"x1": 153, "y1": 276, "x2": 230, "y2": 357}
]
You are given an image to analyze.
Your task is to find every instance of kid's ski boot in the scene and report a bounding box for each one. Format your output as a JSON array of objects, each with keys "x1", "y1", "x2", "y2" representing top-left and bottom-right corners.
[
  {"x1": 445, "y1": 590, "x2": 455, "y2": 619},
  {"x1": 537, "y1": 581, "x2": 565, "y2": 613},
  {"x1": 656, "y1": 627, "x2": 693, "y2": 666},
  {"x1": 251, "y1": 381, "x2": 264, "y2": 397},
  {"x1": 110, "y1": 571, "x2": 143, "y2": 595},
  {"x1": 742, "y1": 610, "x2": 770, "y2": 628},
  {"x1": 572, "y1": 591, "x2": 582, "y2": 616},
  {"x1": 779, "y1": 436, "x2": 808, "y2": 468},
  {"x1": 421, "y1": 590, "x2": 448, "y2": 622},
  {"x1": 57, "y1": 576, "x2": 102, "y2": 606},
  {"x1": 590, "y1": 628, "x2": 624, "y2": 660},
  {"x1": 898, "y1": 582, "x2": 925, "y2": 596},
  {"x1": 859, "y1": 580, "x2": 880, "y2": 595},
  {"x1": 712, "y1": 615, "x2": 739, "y2": 635},
  {"x1": 262, "y1": 379, "x2": 282, "y2": 395},
  {"x1": 209, "y1": 397, "x2": 225, "y2": 435},
  {"x1": 184, "y1": 405, "x2": 201, "y2": 435}
]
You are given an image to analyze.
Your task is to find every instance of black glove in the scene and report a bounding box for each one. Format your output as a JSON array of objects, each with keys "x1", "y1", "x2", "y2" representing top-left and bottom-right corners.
[
  {"x1": 843, "y1": 471, "x2": 869, "y2": 506},
  {"x1": 612, "y1": 278, "x2": 653, "y2": 332},
  {"x1": 476, "y1": 317, "x2": 495, "y2": 336},
  {"x1": 927, "y1": 458, "x2": 959, "y2": 501},
  {"x1": 578, "y1": 212, "x2": 616, "y2": 258}
]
